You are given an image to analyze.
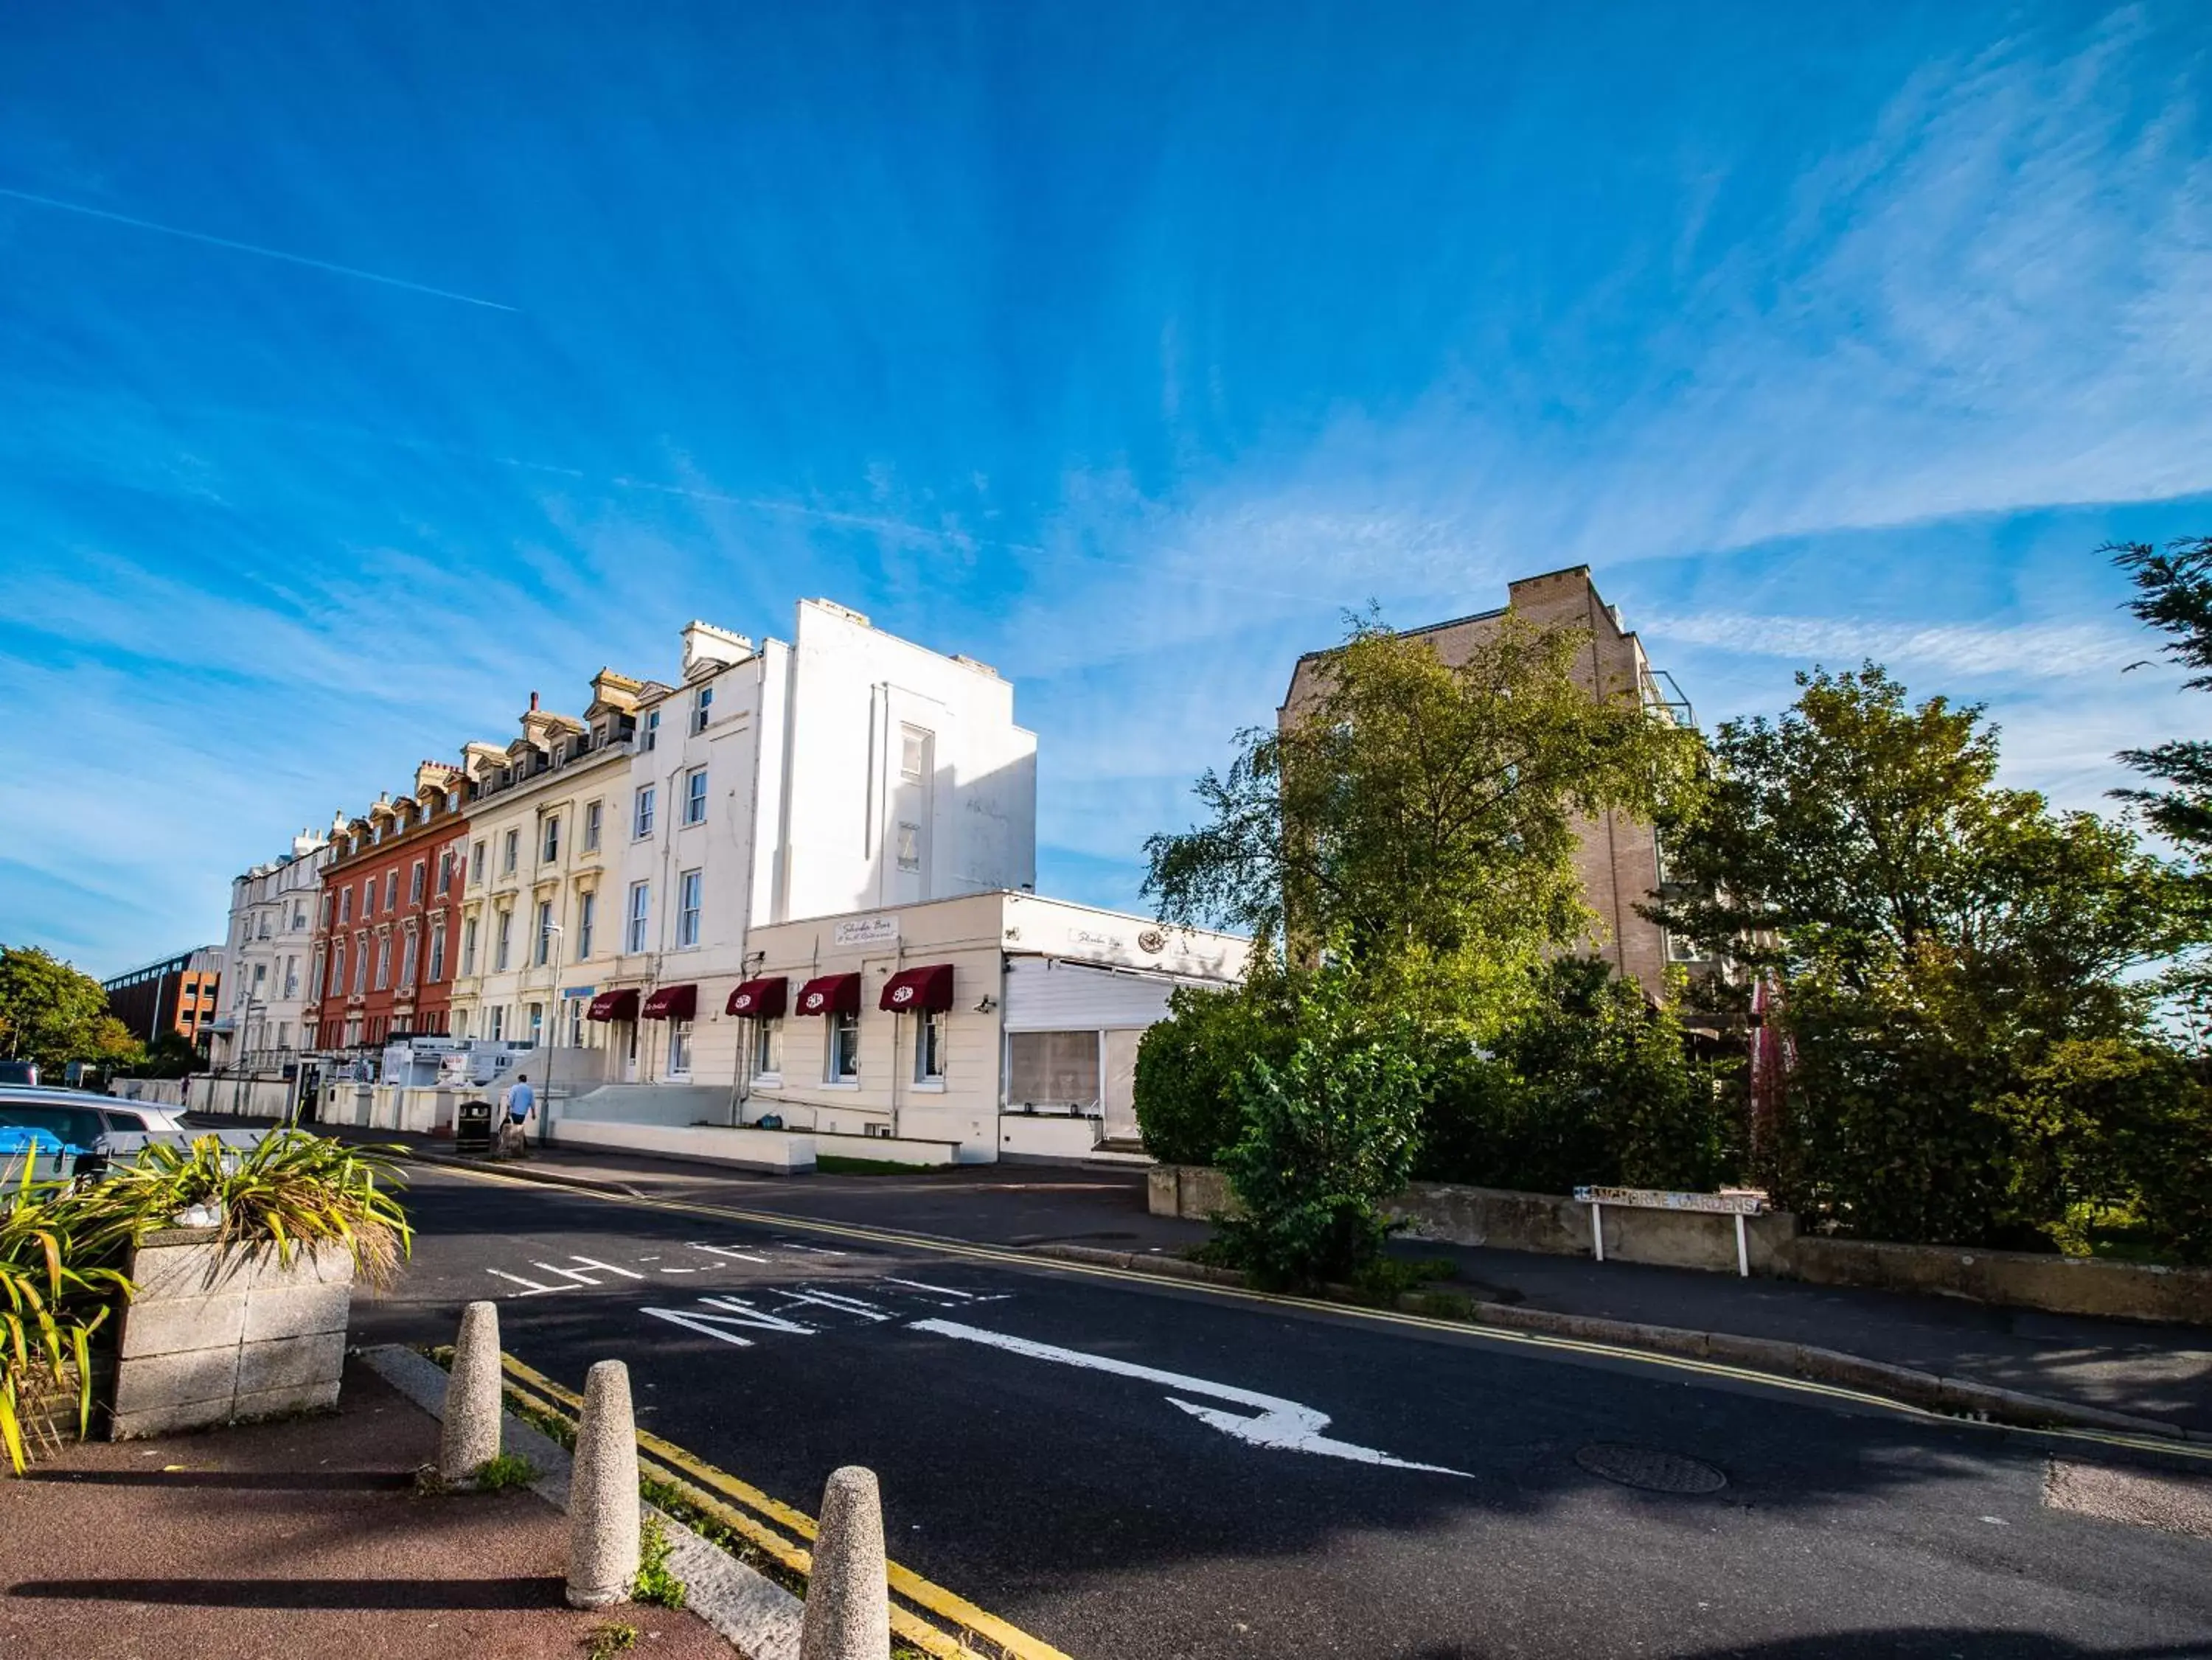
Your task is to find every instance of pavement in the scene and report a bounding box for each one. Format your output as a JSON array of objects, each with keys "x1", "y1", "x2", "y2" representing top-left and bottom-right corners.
[
  {"x1": 344, "y1": 1160, "x2": 2212, "y2": 1660},
  {"x1": 238, "y1": 1117, "x2": 2212, "y2": 1437},
  {"x1": 0, "y1": 1356, "x2": 722, "y2": 1660}
]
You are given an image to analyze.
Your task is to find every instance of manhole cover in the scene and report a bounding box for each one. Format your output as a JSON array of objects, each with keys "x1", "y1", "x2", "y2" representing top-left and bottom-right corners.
[{"x1": 1574, "y1": 1443, "x2": 1728, "y2": 1494}]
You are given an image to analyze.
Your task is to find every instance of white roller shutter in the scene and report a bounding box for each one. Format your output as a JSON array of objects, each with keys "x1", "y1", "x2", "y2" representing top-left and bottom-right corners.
[{"x1": 1001, "y1": 958, "x2": 1182, "y2": 1032}]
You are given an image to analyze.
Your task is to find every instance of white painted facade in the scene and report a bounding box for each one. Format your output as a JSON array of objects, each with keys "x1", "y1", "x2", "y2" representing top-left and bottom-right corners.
[
  {"x1": 591, "y1": 600, "x2": 1038, "y2": 1088},
  {"x1": 209, "y1": 829, "x2": 330, "y2": 1069},
  {"x1": 571, "y1": 890, "x2": 1247, "y2": 1162}
]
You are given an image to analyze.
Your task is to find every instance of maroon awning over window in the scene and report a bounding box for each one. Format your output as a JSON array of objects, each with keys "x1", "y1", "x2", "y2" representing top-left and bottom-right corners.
[
  {"x1": 641, "y1": 983, "x2": 698, "y2": 1021},
  {"x1": 726, "y1": 977, "x2": 788, "y2": 1018},
  {"x1": 794, "y1": 973, "x2": 861, "y2": 1016},
  {"x1": 879, "y1": 963, "x2": 955, "y2": 1014},
  {"x1": 587, "y1": 988, "x2": 640, "y2": 1023}
]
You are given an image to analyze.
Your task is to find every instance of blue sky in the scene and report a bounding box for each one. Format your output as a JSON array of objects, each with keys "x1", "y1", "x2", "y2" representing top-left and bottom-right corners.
[{"x1": 4, "y1": 2, "x2": 2209, "y2": 977}]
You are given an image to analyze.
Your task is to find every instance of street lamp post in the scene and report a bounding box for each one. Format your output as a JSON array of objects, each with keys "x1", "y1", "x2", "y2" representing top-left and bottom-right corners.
[{"x1": 540, "y1": 921, "x2": 563, "y2": 1149}]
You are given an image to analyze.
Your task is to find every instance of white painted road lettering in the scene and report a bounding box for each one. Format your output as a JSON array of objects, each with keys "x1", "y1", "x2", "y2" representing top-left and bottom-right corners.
[
  {"x1": 689, "y1": 1241, "x2": 772, "y2": 1265},
  {"x1": 909, "y1": 1319, "x2": 1470, "y2": 1477},
  {"x1": 487, "y1": 1268, "x2": 563, "y2": 1297}
]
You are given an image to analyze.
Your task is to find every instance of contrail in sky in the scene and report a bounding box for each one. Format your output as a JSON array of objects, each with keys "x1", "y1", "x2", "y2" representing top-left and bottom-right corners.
[{"x1": 0, "y1": 186, "x2": 519, "y2": 313}]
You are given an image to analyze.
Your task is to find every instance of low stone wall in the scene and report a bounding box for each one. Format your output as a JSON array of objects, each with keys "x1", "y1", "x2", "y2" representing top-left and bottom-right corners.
[
  {"x1": 550, "y1": 1118, "x2": 814, "y2": 1173},
  {"x1": 1144, "y1": 1164, "x2": 2212, "y2": 1325},
  {"x1": 111, "y1": 1230, "x2": 353, "y2": 1438}
]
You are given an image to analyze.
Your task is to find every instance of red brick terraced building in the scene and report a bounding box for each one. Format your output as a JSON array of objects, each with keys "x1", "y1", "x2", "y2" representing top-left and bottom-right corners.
[{"x1": 302, "y1": 763, "x2": 472, "y2": 1053}]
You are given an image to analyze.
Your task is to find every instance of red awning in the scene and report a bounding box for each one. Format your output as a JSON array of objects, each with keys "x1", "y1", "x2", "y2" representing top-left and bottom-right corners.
[
  {"x1": 587, "y1": 988, "x2": 639, "y2": 1022},
  {"x1": 641, "y1": 983, "x2": 698, "y2": 1021},
  {"x1": 879, "y1": 963, "x2": 955, "y2": 1014},
  {"x1": 794, "y1": 973, "x2": 861, "y2": 1017},
  {"x1": 726, "y1": 977, "x2": 788, "y2": 1018}
]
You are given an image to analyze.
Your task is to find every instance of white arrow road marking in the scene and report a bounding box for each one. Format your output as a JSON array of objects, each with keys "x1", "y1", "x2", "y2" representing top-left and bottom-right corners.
[{"x1": 909, "y1": 1319, "x2": 1469, "y2": 1477}]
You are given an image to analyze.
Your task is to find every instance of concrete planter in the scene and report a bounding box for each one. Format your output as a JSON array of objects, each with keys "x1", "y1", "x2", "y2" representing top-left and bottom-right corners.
[{"x1": 109, "y1": 1227, "x2": 353, "y2": 1439}]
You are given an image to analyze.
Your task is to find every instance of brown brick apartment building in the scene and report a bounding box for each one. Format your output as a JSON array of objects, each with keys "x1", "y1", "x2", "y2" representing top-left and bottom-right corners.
[
  {"x1": 102, "y1": 946, "x2": 224, "y2": 1054},
  {"x1": 1281, "y1": 565, "x2": 1700, "y2": 997}
]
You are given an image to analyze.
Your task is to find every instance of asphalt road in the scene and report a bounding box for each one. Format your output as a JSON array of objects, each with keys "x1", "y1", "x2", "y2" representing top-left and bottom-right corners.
[{"x1": 356, "y1": 1165, "x2": 2212, "y2": 1660}]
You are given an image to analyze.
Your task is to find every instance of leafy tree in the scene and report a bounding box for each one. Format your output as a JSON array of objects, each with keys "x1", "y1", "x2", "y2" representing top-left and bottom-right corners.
[
  {"x1": 1649, "y1": 664, "x2": 2186, "y2": 1016},
  {"x1": 1650, "y1": 663, "x2": 2202, "y2": 1252},
  {"x1": 1145, "y1": 613, "x2": 1705, "y2": 1014},
  {"x1": 2107, "y1": 534, "x2": 2212, "y2": 853},
  {"x1": 1211, "y1": 966, "x2": 1426, "y2": 1290},
  {"x1": 0, "y1": 946, "x2": 139, "y2": 1075}
]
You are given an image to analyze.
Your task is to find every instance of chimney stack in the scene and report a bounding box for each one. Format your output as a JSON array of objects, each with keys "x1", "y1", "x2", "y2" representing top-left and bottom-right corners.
[{"x1": 529, "y1": 690, "x2": 540, "y2": 712}]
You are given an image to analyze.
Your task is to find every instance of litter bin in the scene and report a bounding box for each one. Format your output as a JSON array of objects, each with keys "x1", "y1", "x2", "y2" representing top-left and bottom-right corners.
[{"x1": 455, "y1": 1098, "x2": 494, "y2": 1156}]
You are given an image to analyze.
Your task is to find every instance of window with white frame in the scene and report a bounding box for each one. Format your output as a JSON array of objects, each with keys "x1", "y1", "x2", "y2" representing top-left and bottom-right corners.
[
  {"x1": 495, "y1": 910, "x2": 512, "y2": 972},
  {"x1": 340, "y1": 885, "x2": 353, "y2": 924},
  {"x1": 675, "y1": 869, "x2": 702, "y2": 947},
  {"x1": 363, "y1": 879, "x2": 375, "y2": 918},
  {"x1": 528, "y1": 1002, "x2": 544, "y2": 1047},
  {"x1": 399, "y1": 929, "x2": 419, "y2": 987},
  {"x1": 642, "y1": 708, "x2": 660, "y2": 751},
  {"x1": 428, "y1": 923, "x2": 446, "y2": 983},
  {"x1": 915, "y1": 1008, "x2": 946, "y2": 1083},
  {"x1": 541, "y1": 814, "x2": 560, "y2": 864},
  {"x1": 826, "y1": 1009, "x2": 860, "y2": 1081},
  {"x1": 372, "y1": 932, "x2": 390, "y2": 991},
  {"x1": 1006, "y1": 1030, "x2": 1101, "y2": 1110},
  {"x1": 626, "y1": 882, "x2": 650, "y2": 952},
  {"x1": 751, "y1": 1016, "x2": 782, "y2": 1079},
  {"x1": 692, "y1": 684, "x2": 713, "y2": 733},
  {"x1": 633, "y1": 784, "x2": 656, "y2": 839},
  {"x1": 293, "y1": 900, "x2": 307, "y2": 930},
  {"x1": 352, "y1": 932, "x2": 369, "y2": 996},
  {"x1": 535, "y1": 899, "x2": 554, "y2": 966},
  {"x1": 896, "y1": 822, "x2": 921, "y2": 873},
  {"x1": 283, "y1": 956, "x2": 299, "y2": 998},
  {"x1": 470, "y1": 840, "x2": 486, "y2": 885},
  {"x1": 410, "y1": 861, "x2": 425, "y2": 904},
  {"x1": 319, "y1": 944, "x2": 333, "y2": 996},
  {"x1": 565, "y1": 997, "x2": 585, "y2": 1047},
  {"x1": 488, "y1": 1005, "x2": 505, "y2": 1042},
  {"x1": 501, "y1": 829, "x2": 519, "y2": 875},
  {"x1": 386, "y1": 871, "x2": 398, "y2": 910},
  {"x1": 668, "y1": 1018, "x2": 694, "y2": 1076},
  {"x1": 437, "y1": 851, "x2": 454, "y2": 895},
  {"x1": 901, "y1": 726, "x2": 929, "y2": 781},
  {"x1": 453, "y1": 1007, "x2": 470, "y2": 1039},
  {"x1": 684, "y1": 767, "x2": 708, "y2": 826},
  {"x1": 462, "y1": 916, "x2": 479, "y2": 977},
  {"x1": 582, "y1": 800, "x2": 602, "y2": 852},
  {"x1": 577, "y1": 890, "x2": 596, "y2": 958}
]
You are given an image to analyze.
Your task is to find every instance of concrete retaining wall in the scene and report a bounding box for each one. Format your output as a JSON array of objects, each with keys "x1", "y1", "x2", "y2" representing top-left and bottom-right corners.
[
  {"x1": 1145, "y1": 1165, "x2": 2212, "y2": 1325},
  {"x1": 550, "y1": 1119, "x2": 814, "y2": 1172},
  {"x1": 111, "y1": 1230, "x2": 353, "y2": 1438}
]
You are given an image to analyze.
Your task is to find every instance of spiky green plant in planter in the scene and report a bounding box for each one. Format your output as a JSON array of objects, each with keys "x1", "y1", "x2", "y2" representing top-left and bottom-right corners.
[
  {"x1": 106, "y1": 1131, "x2": 413, "y2": 1287},
  {"x1": 0, "y1": 1161, "x2": 136, "y2": 1474}
]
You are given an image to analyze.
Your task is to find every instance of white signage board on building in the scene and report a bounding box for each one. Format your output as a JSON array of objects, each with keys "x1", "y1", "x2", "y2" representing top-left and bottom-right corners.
[{"x1": 833, "y1": 916, "x2": 900, "y2": 947}]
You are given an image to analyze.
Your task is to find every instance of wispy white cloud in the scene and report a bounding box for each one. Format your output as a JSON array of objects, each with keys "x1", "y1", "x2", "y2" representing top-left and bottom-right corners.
[{"x1": 1636, "y1": 613, "x2": 2145, "y2": 681}]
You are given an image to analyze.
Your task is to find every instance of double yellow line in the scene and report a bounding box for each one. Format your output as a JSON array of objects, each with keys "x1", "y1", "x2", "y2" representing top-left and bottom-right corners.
[
  {"x1": 500, "y1": 1352, "x2": 1071, "y2": 1660},
  {"x1": 438, "y1": 1158, "x2": 2212, "y2": 1468}
]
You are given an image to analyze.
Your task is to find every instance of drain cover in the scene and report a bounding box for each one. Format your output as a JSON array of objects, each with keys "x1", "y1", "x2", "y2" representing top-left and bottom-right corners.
[{"x1": 1575, "y1": 1443, "x2": 1728, "y2": 1494}]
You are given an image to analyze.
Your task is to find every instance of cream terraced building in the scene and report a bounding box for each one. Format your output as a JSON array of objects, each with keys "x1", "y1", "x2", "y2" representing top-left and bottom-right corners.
[{"x1": 445, "y1": 670, "x2": 660, "y2": 1052}]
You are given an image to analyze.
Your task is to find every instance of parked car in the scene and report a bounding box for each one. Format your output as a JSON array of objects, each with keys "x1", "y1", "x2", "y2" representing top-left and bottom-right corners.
[
  {"x1": 0, "y1": 1087, "x2": 194, "y2": 1177},
  {"x1": 0, "y1": 1059, "x2": 40, "y2": 1087}
]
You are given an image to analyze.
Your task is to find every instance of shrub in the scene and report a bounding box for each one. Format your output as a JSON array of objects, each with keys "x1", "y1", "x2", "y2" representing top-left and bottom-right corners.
[
  {"x1": 1133, "y1": 972, "x2": 1293, "y2": 1166},
  {"x1": 1416, "y1": 958, "x2": 1741, "y2": 1195},
  {"x1": 1212, "y1": 968, "x2": 1425, "y2": 1290}
]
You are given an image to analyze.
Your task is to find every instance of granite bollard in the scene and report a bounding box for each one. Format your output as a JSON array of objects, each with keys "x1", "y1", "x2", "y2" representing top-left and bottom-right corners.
[
  {"x1": 799, "y1": 1465, "x2": 890, "y2": 1660},
  {"x1": 438, "y1": 1300, "x2": 502, "y2": 1482},
  {"x1": 566, "y1": 1359, "x2": 642, "y2": 1608}
]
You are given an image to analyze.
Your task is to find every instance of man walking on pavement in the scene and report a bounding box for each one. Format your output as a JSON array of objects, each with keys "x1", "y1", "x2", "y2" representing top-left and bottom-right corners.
[{"x1": 501, "y1": 1073, "x2": 534, "y2": 1157}]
